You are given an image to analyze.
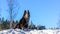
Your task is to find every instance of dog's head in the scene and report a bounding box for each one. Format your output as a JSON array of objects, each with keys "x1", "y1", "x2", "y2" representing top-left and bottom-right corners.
[{"x1": 23, "y1": 10, "x2": 30, "y2": 20}]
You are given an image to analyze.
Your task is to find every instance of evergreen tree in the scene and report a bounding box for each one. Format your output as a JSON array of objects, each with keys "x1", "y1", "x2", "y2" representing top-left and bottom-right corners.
[{"x1": 29, "y1": 21, "x2": 36, "y2": 29}]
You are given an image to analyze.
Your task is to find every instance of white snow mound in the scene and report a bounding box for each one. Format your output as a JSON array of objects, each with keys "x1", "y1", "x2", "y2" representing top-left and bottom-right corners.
[{"x1": 0, "y1": 29, "x2": 60, "y2": 34}]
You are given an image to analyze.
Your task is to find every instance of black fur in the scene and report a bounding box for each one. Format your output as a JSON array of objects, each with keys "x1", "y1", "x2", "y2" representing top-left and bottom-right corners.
[{"x1": 15, "y1": 10, "x2": 30, "y2": 30}]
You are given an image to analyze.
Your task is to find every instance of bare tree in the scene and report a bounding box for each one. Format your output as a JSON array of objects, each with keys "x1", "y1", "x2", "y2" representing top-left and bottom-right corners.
[{"x1": 7, "y1": 0, "x2": 20, "y2": 28}]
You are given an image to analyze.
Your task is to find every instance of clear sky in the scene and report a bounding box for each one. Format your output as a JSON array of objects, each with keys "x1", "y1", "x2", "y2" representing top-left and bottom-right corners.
[{"x1": 0, "y1": 0, "x2": 60, "y2": 28}]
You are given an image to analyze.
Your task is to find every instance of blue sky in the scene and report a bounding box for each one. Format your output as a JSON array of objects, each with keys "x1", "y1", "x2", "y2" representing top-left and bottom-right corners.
[{"x1": 0, "y1": 0, "x2": 60, "y2": 28}]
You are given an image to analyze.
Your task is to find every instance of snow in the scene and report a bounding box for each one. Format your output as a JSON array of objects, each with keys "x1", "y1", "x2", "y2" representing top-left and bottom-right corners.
[{"x1": 0, "y1": 29, "x2": 60, "y2": 34}]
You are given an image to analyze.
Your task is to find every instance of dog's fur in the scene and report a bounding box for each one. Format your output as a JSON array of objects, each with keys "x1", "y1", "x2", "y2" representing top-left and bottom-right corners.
[{"x1": 14, "y1": 10, "x2": 30, "y2": 30}]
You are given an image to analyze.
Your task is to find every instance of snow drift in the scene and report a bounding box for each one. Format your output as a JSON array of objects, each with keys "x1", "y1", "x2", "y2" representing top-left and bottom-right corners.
[{"x1": 0, "y1": 29, "x2": 60, "y2": 34}]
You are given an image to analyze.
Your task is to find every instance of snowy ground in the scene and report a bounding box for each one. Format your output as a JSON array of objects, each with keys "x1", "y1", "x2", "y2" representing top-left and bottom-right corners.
[{"x1": 0, "y1": 29, "x2": 60, "y2": 34}]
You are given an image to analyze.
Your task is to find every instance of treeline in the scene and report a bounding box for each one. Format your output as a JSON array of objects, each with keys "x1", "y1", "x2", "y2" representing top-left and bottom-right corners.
[
  {"x1": 0, "y1": 17, "x2": 46, "y2": 30},
  {"x1": 29, "y1": 21, "x2": 46, "y2": 30},
  {"x1": 0, "y1": 17, "x2": 19, "y2": 30},
  {"x1": 0, "y1": 17, "x2": 60, "y2": 31}
]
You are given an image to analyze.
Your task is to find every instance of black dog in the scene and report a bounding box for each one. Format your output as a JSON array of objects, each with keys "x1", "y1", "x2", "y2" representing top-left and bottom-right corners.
[{"x1": 15, "y1": 10, "x2": 30, "y2": 30}]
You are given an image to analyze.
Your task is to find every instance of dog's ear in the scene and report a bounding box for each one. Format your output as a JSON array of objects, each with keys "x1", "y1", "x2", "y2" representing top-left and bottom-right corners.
[
  {"x1": 28, "y1": 10, "x2": 30, "y2": 17},
  {"x1": 24, "y1": 10, "x2": 26, "y2": 14},
  {"x1": 23, "y1": 10, "x2": 26, "y2": 16}
]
